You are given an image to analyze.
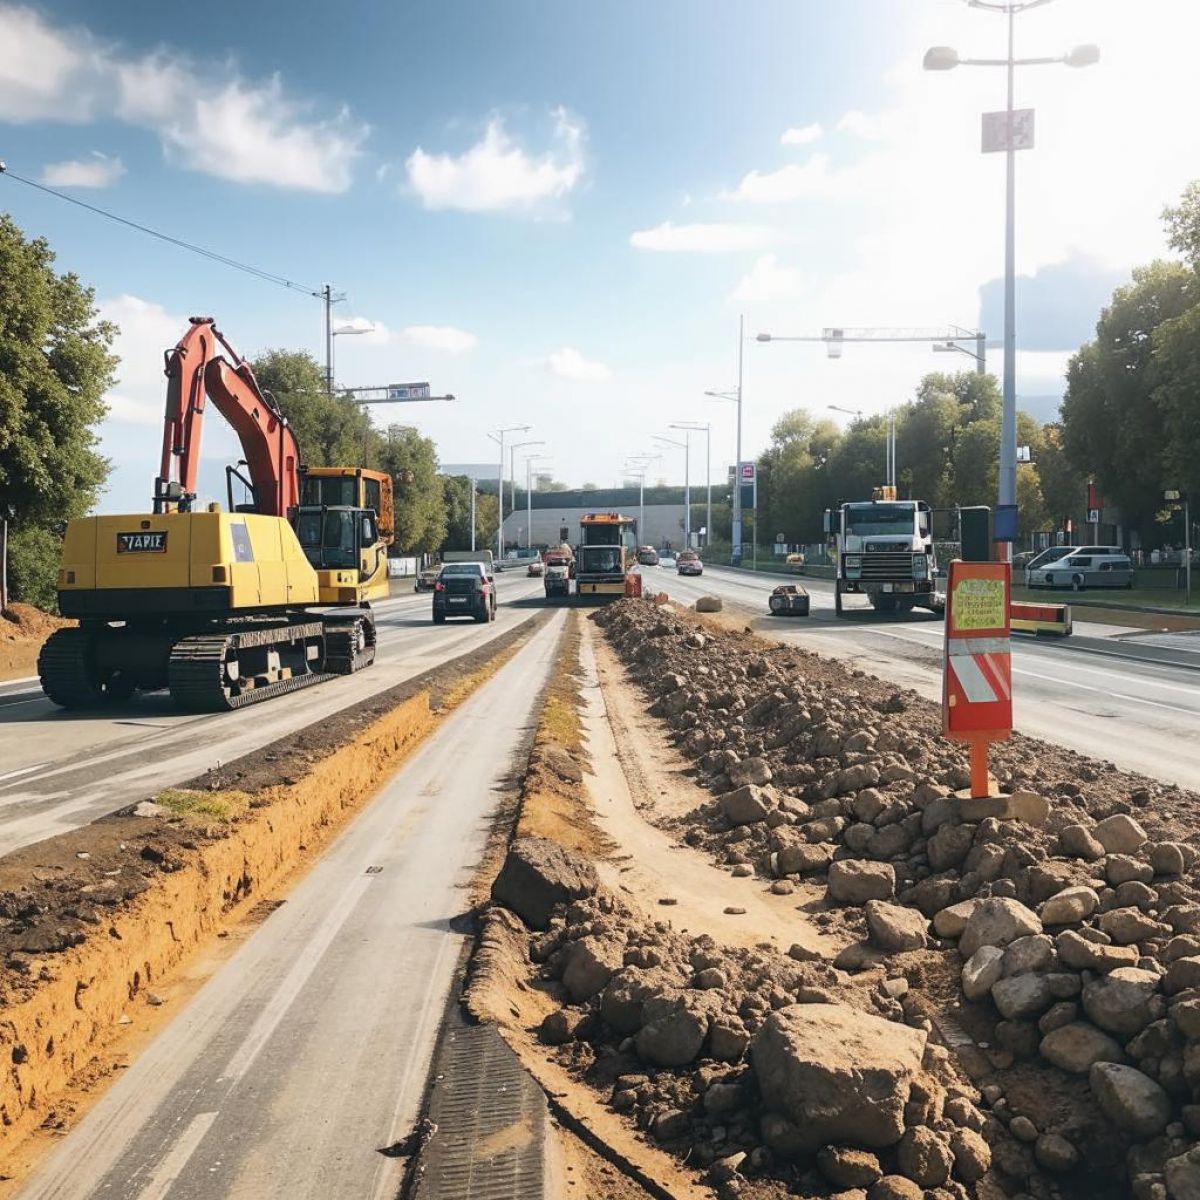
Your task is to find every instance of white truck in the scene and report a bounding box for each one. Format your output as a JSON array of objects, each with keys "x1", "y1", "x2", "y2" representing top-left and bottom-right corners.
[{"x1": 824, "y1": 489, "x2": 941, "y2": 616}]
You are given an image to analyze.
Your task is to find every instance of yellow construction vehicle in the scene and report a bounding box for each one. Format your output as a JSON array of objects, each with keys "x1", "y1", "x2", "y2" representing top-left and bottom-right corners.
[{"x1": 39, "y1": 317, "x2": 393, "y2": 711}]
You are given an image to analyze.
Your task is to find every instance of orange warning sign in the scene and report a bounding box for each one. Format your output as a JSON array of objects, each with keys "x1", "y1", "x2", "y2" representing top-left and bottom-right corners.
[{"x1": 943, "y1": 560, "x2": 1013, "y2": 741}]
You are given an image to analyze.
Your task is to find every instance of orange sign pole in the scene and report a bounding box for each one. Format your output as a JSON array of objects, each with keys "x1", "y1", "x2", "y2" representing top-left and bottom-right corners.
[{"x1": 943, "y1": 560, "x2": 1014, "y2": 798}]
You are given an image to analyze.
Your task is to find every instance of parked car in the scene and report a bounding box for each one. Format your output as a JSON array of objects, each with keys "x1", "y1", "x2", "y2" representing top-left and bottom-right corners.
[
  {"x1": 677, "y1": 551, "x2": 703, "y2": 576},
  {"x1": 1027, "y1": 551, "x2": 1134, "y2": 591},
  {"x1": 432, "y1": 562, "x2": 497, "y2": 623},
  {"x1": 636, "y1": 546, "x2": 660, "y2": 566},
  {"x1": 527, "y1": 559, "x2": 545, "y2": 577},
  {"x1": 413, "y1": 566, "x2": 440, "y2": 592}
]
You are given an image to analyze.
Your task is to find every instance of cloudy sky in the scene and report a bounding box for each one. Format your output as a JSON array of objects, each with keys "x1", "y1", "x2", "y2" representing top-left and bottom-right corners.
[{"x1": 1, "y1": 0, "x2": 1195, "y2": 511}]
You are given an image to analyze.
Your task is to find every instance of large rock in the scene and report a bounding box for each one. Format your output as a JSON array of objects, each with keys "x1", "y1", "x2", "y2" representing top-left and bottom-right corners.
[
  {"x1": 600, "y1": 967, "x2": 674, "y2": 1034},
  {"x1": 1165, "y1": 1147, "x2": 1200, "y2": 1200},
  {"x1": 720, "y1": 784, "x2": 774, "y2": 825},
  {"x1": 957, "y1": 791, "x2": 1048, "y2": 826},
  {"x1": 694, "y1": 595, "x2": 723, "y2": 613},
  {"x1": 491, "y1": 836, "x2": 599, "y2": 929},
  {"x1": 896, "y1": 1126, "x2": 953, "y2": 1188},
  {"x1": 934, "y1": 899, "x2": 982, "y2": 939},
  {"x1": 962, "y1": 946, "x2": 1005, "y2": 1002},
  {"x1": 992, "y1": 973, "x2": 1055, "y2": 1020},
  {"x1": 1040, "y1": 1022, "x2": 1125, "y2": 1074},
  {"x1": 636, "y1": 992, "x2": 710, "y2": 1066},
  {"x1": 959, "y1": 897, "x2": 1042, "y2": 959},
  {"x1": 1040, "y1": 886, "x2": 1099, "y2": 926},
  {"x1": 816, "y1": 1146, "x2": 882, "y2": 1189},
  {"x1": 776, "y1": 840, "x2": 834, "y2": 876},
  {"x1": 728, "y1": 756, "x2": 773, "y2": 788},
  {"x1": 1059, "y1": 823, "x2": 1106, "y2": 860},
  {"x1": 561, "y1": 935, "x2": 623, "y2": 1002},
  {"x1": 1093, "y1": 813, "x2": 1148, "y2": 854},
  {"x1": 1082, "y1": 967, "x2": 1164, "y2": 1036},
  {"x1": 827, "y1": 859, "x2": 895, "y2": 905},
  {"x1": 751, "y1": 1003, "x2": 926, "y2": 1151},
  {"x1": 865, "y1": 900, "x2": 929, "y2": 952},
  {"x1": 1089, "y1": 1062, "x2": 1172, "y2": 1138},
  {"x1": 926, "y1": 822, "x2": 975, "y2": 871}
]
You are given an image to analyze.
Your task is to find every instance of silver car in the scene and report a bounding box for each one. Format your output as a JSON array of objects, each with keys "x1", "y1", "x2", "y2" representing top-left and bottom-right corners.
[{"x1": 1028, "y1": 551, "x2": 1134, "y2": 591}]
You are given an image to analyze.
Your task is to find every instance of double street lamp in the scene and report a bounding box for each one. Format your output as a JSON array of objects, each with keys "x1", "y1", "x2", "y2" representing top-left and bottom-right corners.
[
  {"x1": 925, "y1": 0, "x2": 1099, "y2": 554},
  {"x1": 488, "y1": 424, "x2": 531, "y2": 561},
  {"x1": 704, "y1": 314, "x2": 746, "y2": 565},
  {"x1": 671, "y1": 421, "x2": 712, "y2": 549},
  {"x1": 653, "y1": 433, "x2": 691, "y2": 549}
]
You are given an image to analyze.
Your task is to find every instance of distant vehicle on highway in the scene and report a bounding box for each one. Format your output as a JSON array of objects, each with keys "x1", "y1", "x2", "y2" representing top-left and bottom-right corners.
[
  {"x1": 1027, "y1": 550, "x2": 1134, "y2": 592},
  {"x1": 527, "y1": 559, "x2": 545, "y2": 577},
  {"x1": 636, "y1": 546, "x2": 659, "y2": 566},
  {"x1": 660, "y1": 554, "x2": 676, "y2": 568},
  {"x1": 413, "y1": 566, "x2": 440, "y2": 592},
  {"x1": 677, "y1": 550, "x2": 703, "y2": 576},
  {"x1": 432, "y1": 562, "x2": 496, "y2": 623},
  {"x1": 1024, "y1": 545, "x2": 1123, "y2": 587}
]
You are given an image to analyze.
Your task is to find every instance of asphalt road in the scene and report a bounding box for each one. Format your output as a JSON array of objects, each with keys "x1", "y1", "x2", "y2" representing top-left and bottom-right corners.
[
  {"x1": 652, "y1": 562, "x2": 1200, "y2": 789},
  {"x1": 16, "y1": 609, "x2": 564, "y2": 1200},
  {"x1": 0, "y1": 572, "x2": 549, "y2": 857}
]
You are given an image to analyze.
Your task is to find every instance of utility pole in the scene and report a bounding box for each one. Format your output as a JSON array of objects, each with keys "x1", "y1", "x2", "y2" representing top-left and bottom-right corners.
[
  {"x1": 735, "y1": 315, "x2": 744, "y2": 563},
  {"x1": 488, "y1": 425, "x2": 531, "y2": 562},
  {"x1": 470, "y1": 477, "x2": 476, "y2": 552},
  {"x1": 323, "y1": 283, "x2": 334, "y2": 397}
]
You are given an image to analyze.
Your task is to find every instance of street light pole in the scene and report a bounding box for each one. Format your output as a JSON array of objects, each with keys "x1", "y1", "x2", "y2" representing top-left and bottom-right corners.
[
  {"x1": 488, "y1": 424, "x2": 531, "y2": 562},
  {"x1": 924, "y1": 4, "x2": 1099, "y2": 557},
  {"x1": 671, "y1": 422, "x2": 711, "y2": 549},
  {"x1": 735, "y1": 315, "x2": 743, "y2": 563},
  {"x1": 510, "y1": 440, "x2": 543, "y2": 527},
  {"x1": 653, "y1": 433, "x2": 690, "y2": 549},
  {"x1": 524, "y1": 454, "x2": 550, "y2": 549}
]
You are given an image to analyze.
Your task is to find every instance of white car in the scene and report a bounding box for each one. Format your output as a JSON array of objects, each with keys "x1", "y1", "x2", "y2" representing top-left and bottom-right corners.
[{"x1": 1028, "y1": 551, "x2": 1134, "y2": 591}]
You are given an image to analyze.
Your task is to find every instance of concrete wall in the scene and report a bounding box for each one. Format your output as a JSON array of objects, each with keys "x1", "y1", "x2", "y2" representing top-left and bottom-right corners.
[{"x1": 500, "y1": 503, "x2": 688, "y2": 550}]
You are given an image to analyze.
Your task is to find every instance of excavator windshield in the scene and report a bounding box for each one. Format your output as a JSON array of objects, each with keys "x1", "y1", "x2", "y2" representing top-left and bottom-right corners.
[{"x1": 295, "y1": 508, "x2": 375, "y2": 570}]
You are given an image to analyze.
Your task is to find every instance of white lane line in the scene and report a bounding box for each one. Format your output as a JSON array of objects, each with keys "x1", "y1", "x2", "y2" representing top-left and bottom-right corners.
[
  {"x1": 0, "y1": 762, "x2": 48, "y2": 783},
  {"x1": 220, "y1": 873, "x2": 374, "y2": 1084},
  {"x1": 135, "y1": 1110, "x2": 219, "y2": 1200},
  {"x1": 0, "y1": 696, "x2": 45, "y2": 710},
  {"x1": 1011, "y1": 666, "x2": 1193, "y2": 717}
]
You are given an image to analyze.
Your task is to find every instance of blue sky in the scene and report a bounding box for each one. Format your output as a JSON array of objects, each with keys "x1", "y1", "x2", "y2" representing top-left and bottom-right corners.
[{"x1": 1, "y1": 0, "x2": 1196, "y2": 512}]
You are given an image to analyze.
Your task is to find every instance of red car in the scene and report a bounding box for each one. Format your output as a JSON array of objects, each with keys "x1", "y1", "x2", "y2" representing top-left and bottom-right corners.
[{"x1": 676, "y1": 551, "x2": 703, "y2": 576}]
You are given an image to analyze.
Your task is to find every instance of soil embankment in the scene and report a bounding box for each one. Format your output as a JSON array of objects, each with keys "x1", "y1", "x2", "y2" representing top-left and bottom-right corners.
[
  {"x1": 0, "y1": 614, "x2": 545, "y2": 1185},
  {"x1": 0, "y1": 605, "x2": 70, "y2": 683}
]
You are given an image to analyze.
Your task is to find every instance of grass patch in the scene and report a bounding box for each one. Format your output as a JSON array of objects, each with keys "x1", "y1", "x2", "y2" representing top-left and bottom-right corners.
[{"x1": 155, "y1": 788, "x2": 252, "y2": 822}]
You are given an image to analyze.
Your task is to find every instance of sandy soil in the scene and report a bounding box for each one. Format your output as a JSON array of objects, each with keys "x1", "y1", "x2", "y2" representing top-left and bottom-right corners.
[
  {"x1": 584, "y1": 626, "x2": 840, "y2": 960},
  {"x1": 0, "y1": 605, "x2": 70, "y2": 683}
]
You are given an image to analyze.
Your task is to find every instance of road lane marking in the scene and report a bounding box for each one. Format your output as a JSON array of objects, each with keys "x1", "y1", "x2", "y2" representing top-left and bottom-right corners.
[
  {"x1": 135, "y1": 1110, "x2": 219, "y2": 1200},
  {"x1": 220, "y1": 873, "x2": 374, "y2": 1085},
  {"x1": 0, "y1": 762, "x2": 47, "y2": 783},
  {"x1": 0, "y1": 696, "x2": 45, "y2": 710},
  {"x1": 1010, "y1": 666, "x2": 1194, "y2": 716}
]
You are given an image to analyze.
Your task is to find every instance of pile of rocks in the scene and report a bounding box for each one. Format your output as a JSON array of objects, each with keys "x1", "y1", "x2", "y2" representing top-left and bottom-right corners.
[
  {"x1": 587, "y1": 600, "x2": 1200, "y2": 1198},
  {"x1": 491, "y1": 836, "x2": 991, "y2": 1199}
]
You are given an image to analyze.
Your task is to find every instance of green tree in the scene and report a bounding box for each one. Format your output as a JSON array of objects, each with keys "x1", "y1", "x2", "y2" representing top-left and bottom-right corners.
[
  {"x1": 756, "y1": 408, "x2": 841, "y2": 544},
  {"x1": 250, "y1": 349, "x2": 377, "y2": 467},
  {"x1": 441, "y1": 474, "x2": 498, "y2": 551},
  {"x1": 1060, "y1": 260, "x2": 1196, "y2": 531},
  {"x1": 0, "y1": 215, "x2": 116, "y2": 607},
  {"x1": 378, "y1": 425, "x2": 446, "y2": 553}
]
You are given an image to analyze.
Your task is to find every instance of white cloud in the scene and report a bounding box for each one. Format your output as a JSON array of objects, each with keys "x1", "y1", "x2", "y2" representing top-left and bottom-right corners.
[
  {"x1": 781, "y1": 122, "x2": 822, "y2": 146},
  {"x1": 401, "y1": 325, "x2": 478, "y2": 354},
  {"x1": 732, "y1": 254, "x2": 805, "y2": 304},
  {"x1": 837, "y1": 110, "x2": 891, "y2": 140},
  {"x1": 630, "y1": 221, "x2": 774, "y2": 253},
  {"x1": 726, "y1": 153, "x2": 842, "y2": 204},
  {"x1": 0, "y1": 6, "x2": 100, "y2": 122},
  {"x1": 405, "y1": 108, "x2": 585, "y2": 215},
  {"x1": 545, "y1": 347, "x2": 610, "y2": 381},
  {"x1": 97, "y1": 294, "x2": 188, "y2": 425},
  {"x1": 0, "y1": 9, "x2": 366, "y2": 192},
  {"x1": 40, "y1": 152, "x2": 125, "y2": 188}
]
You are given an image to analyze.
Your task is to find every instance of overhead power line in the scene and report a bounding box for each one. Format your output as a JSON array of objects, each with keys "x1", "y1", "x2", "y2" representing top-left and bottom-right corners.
[{"x1": 0, "y1": 161, "x2": 322, "y2": 298}]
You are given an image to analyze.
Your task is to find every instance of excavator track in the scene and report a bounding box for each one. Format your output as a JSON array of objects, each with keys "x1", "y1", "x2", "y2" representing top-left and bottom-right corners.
[
  {"x1": 323, "y1": 615, "x2": 377, "y2": 676},
  {"x1": 38, "y1": 628, "x2": 105, "y2": 709},
  {"x1": 167, "y1": 622, "x2": 331, "y2": 712}
]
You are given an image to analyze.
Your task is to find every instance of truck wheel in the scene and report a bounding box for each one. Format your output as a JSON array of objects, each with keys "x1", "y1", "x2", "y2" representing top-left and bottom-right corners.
[
  {"x1": 769, "y1": 594, "x2": 787, "y2": 615},
  {"x1": 433, "y1": 611, "x2": 445, "y2": 624}
]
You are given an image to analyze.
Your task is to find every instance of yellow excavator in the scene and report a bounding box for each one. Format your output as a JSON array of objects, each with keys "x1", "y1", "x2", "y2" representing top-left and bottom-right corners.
[{"x1": 39, "y1": 316, "x2": 392, "y2": 711}]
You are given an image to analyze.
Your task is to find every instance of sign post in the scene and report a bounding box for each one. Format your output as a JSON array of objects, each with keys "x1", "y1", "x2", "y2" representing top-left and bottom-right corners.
[{"x1": 943, "y1": 560, "x2": 1013, "y2": 797}]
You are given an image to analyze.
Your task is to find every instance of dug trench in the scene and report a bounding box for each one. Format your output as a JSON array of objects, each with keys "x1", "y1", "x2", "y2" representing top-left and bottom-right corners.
[
  {"x1": 0, "y1": 611, "x2": 548, "y2": 1188},
  {"x1": 469, "y1": 596, "x2": 1200, "y2": 1200}
]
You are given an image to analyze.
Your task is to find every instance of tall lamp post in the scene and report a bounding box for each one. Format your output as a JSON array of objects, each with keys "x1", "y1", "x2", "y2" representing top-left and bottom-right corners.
[
  {"x1": 524, "y1": 454, "x2": 551, "y2": 549},
  {"x1": 671, "y1": 421, "x2": 711, "y2": 549},
  {"x1": 625, "y1": 453, "x2": 660, "y2": 545},
  {"x1": 653, "y1": 433, "x2": 690, "y2": 549},
  {"x1": 510, "y1": 439, "x2": 544, "y2": 524},
  {"x1": 704, "y1": 314, "x2": 745, "y2": 565},
  {"x1": 330, "y1": 321, "x2": 375, "y2": 394},
  {"x1": 488, "y1": 424, "x2": 531, "y2": 561},
  {"x1": 924, "y1": 3, "x2": 1098, "y2": 557},
  {"x1": 828, "y1": 404, "x2": 897, "y2": 490}
]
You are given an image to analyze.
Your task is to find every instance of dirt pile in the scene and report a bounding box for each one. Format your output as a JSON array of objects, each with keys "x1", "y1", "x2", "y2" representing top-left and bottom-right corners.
[
  {"x1": 585, "y1": 598, "x2": 1200, "y2": 1199},
  {"x1": 487, "y1": 834, "x2": 986, "y2": 1199},
  {"x1": 0, "y1": 603, "x2": 70, "y2": 681}
]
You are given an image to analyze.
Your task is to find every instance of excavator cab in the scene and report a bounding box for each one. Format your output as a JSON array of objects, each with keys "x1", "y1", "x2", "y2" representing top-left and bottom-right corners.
[{"x1": 293, "y1": 505, "x2": 388, "y2": 604}]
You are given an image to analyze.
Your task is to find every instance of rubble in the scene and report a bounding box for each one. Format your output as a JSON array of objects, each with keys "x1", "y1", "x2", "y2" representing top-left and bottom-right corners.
[{"x1": 484, "y1": 600, "x2": 1200, "y2": 1200}]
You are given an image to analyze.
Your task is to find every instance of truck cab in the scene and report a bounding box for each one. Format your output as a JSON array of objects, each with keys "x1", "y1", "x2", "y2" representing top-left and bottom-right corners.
[{"x1": 824, "y1": 490, "x2": 940, "y2": 615}]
